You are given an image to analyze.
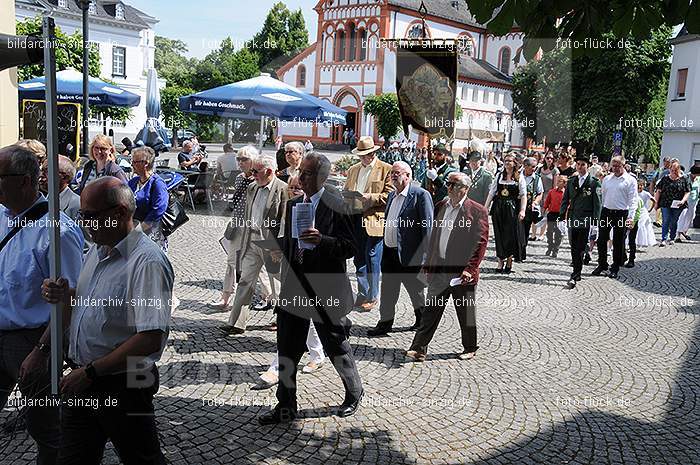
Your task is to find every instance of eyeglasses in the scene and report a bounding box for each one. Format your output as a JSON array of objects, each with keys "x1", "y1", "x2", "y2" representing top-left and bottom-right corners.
[
  {"x1": 0, "y1": 173, "x2": 27, "y2": 180},
  {"x1": 132, "y1": 160, "x2": 148, "y2": 165},
  {"x1": 446, "y1": 181, "x2": 462, "y2": 188},
  {"x1": 93, "y1": 146, "x2": 112, "y2": 152},
  {"x1": 236, "y1": 157, "x2": 250, "y2": 162},
  {"x1": 78, "y1": 205, "x2": 118, "y2": 222}
]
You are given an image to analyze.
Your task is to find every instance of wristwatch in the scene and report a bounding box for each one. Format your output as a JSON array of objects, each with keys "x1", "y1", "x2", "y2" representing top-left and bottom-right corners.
[
  {"x1": 84, "y1": 363, "x2": 98, "y2": 381},
  {"x1": 35, "y1": 342, "x2": 50, "y2": 355}
]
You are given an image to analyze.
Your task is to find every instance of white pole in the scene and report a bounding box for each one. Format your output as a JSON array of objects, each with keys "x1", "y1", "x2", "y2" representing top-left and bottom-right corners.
[{"x1": 258, "y1": 115, "x2": 265, "y2": 152}]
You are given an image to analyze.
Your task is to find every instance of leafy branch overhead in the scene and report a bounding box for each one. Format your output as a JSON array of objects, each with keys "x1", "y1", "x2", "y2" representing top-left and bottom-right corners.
[{"x1": 464, "y1": 0, "x2": 698, "y2": 59}]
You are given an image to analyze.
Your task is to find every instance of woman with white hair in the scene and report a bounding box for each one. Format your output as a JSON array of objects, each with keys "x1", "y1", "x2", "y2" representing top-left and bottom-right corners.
[
  {"x1": 210, "y1": 145, "x2": 258, "y2": 310},
  {"x1": 128, "y1": 146, "x2": 170, "y2": 252}
]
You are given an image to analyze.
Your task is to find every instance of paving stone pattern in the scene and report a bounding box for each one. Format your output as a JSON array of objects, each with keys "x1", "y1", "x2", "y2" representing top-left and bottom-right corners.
[{"x1": 2, "y1": 209, "x2": 699, "y2": 465}]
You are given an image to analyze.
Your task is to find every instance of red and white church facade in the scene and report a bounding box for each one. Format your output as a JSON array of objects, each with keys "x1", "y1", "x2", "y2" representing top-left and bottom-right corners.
[{"x1": 276, "y1": 0, "x2": 528, "y2": 151}]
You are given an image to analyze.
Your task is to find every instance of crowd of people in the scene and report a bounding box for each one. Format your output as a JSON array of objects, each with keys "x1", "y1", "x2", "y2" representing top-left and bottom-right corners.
[{"x1": 0, "y1": 133, "x2": 698, "y2": 463}]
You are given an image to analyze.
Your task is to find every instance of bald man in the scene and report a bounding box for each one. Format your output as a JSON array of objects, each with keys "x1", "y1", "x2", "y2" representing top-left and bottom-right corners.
[{"x1": 42, "y1": 177, "x2": 174, "y2": 464}]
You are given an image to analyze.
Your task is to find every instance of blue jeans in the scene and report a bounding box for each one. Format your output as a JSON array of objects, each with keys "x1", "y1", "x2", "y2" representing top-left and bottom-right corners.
[
  {"x1": 661, "y1": 207, "x2": 683, "y2": 240},
  {"x1": 354, "y1": 232, "x2": 383, "y2": 302}
]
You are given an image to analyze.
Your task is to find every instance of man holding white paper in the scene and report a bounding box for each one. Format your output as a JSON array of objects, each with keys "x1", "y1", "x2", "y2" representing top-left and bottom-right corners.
[{"x1": 406, "y1": 172, "x2": 489, "y2": 363}]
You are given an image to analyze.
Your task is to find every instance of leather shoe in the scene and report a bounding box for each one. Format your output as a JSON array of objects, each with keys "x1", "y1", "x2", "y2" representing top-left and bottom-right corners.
[
  {"x1": 566, "y1": 278, "x2": 576, "y2": 289},
  {"x1": 258, "y1": 407, "x2": 297, "y2": 425},
  {"x1": 409, "y1": 321, "x2": 421, "y2": 331},
  {"x1": 583, "y1": 253, "x2": 591, "y2": 265},
  {"x1": 405, "y1": 350, "x2": 426, "y2": 362},
  {"x1": 359, "y1": 300, "x2": 377, "y2": 312},
  {"x1": 591, "y1": 265, "x2": 607, "y2": 276},
  {"x1": 624, "y1": 260, "x2": 635, "y2": 268},
  {"x1": 608, "y1": 269, "x2": 619, "y2": 279},
  {"x1": 251, "y1": 372, "x2": 278, "y2": 390},
  {"x1": 337, "y1": 391, "x2": 363, "y2": 418},
  {"x1": 367, "y1": 321, "x2": 393, "y2": 337},
  {"x1": 222, "y1": 326, "x2": 245, "y2": 335}
]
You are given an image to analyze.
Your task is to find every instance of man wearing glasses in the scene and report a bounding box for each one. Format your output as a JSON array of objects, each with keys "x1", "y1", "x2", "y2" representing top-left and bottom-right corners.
[
  {"x1": 406, "y1": 172, "x2": 489, "y2": 363},
  {"x1": 42, "y1": 177, "x2": 174, "y2": 464},
  {"x1": 0, "y1": 144, "x2": 84, "y2": 464}
]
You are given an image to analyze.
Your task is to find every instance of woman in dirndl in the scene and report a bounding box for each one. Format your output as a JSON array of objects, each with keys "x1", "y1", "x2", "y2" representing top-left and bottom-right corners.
[{"x1": 485, "y1": 153, "x2": 527, "y2": 274}]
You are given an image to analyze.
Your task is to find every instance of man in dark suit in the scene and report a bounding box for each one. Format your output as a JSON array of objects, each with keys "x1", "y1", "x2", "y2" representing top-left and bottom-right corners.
[
  {"x1": 559, "y1": 154, "x2": 602, "y2": 289},
  {"x1": 259, "y1": 153, "x2": 363, "y2": 425},
  {"x1": 406, "y1": 172, "x2": 489, "y2": 362},
  {"x1": 368, "y1": 161, "x2": 434, "y2": 336}
]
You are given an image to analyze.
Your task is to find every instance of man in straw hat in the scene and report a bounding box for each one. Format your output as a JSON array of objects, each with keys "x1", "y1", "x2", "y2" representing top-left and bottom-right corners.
[{"x1": 344, "y1": 136, "x2": 393, "y2": 312}]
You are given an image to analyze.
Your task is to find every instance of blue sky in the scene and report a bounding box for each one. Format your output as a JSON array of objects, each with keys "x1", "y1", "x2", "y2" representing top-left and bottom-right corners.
[{"x1": 127, "y1": 0, "x2": 320, "y2": 58}]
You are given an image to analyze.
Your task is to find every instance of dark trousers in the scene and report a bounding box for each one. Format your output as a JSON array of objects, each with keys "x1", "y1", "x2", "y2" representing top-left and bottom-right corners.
[
  {"x1": 377, "y1": 246, "x2": 425, "y2": 326},
  {"x1": 276, "y1": 310, "x2": 362, "y2": 411},
  {"x1": 626, "y1": 222, "x2": 639, "y2": 262},
  {"x1": 0, "y1": 327, "x2": 59, "y2": 465},
  {"x1": 56, "y1": 368, "x2": 164, "y2": 465},
  {"x1": 546, "y1": 213, "x2": 562, "y2": 252},
  {"x1": 597, "y1": 208, "x2": 627, "y2": 271},
  {"x1": 570, "y1": 227, "x2": 590, "y2": 278},
  {"x1": 521, "y1": 209, "x2": 540, "y2": 258},
  {"x1": 410, "y1": 272, "x2": 478, "y2": 354}
]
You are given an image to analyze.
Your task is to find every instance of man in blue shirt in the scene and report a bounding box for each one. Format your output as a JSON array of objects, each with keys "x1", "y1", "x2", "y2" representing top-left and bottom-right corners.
[{"x1": 0, "y1": 144, "x2": 84, "y2": 465}]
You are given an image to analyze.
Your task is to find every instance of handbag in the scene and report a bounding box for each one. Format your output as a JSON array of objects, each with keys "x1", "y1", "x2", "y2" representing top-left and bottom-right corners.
[
  {"x1": 160, "y1": 192, "x2": 189, "y2": 236},
  {"x1": 147, "y1": 175, "x2": 189, "y2": 236}
]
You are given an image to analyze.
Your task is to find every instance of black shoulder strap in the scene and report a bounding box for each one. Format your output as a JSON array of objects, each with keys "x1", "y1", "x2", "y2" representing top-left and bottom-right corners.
[
  {"x1": 78, "y1": 160, "x2": 94, "y2": 193},
  {"x1": 0, "y1": 201, "x2": 50, "y2": 253}
]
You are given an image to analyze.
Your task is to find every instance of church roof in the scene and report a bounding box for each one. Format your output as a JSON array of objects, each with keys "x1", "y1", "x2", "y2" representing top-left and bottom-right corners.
[
  {"x1": 387, "y1": 0, "x2": 481, "y2": 28},
  {"x1": 17, "y1": 0, "x2": 155, "y2": 29},
  {"x1": 459, "y1": 57, "x2": 512, "y2": 87}
]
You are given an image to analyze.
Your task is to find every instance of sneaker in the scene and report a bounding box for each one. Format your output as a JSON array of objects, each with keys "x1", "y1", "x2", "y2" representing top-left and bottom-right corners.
[
  {"x1": 659, "y1": 241, "x2": 666, "y2": 247},
  {"x1": 302, "y1": 360, "x2": 323, "y2": 374},
  {"x1": 458, "y1": 351, "x2": 476, "y2": 360},
  {"x1": 668, "y1": 239, "x2": 675, "y2": 246}
]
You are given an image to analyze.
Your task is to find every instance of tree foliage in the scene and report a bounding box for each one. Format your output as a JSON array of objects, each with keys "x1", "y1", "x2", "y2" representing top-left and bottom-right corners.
[
  {"x1": 252, "y1": 2, "x2": 309, "y2": 73},
  {"x1": 511, "y1": 27, "x2": 672, "y2": 162},
  {"x1": 465, "y1": 0, "x2": 698, "y2": 60},
  {"x1": 364, "y1": 93, "x2": 402, "y2": 143}
]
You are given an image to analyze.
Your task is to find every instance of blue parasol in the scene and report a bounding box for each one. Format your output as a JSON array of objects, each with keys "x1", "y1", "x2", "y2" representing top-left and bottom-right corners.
[
  {"x1": 18, "y1": 68, "x2": 141, "y2": 106},
  {"x1": 135, "y1": 68, "x2": 171, "y2": 152},
  {"x1": 178, "y1": 73, "x2": 346, "y2": 125}
]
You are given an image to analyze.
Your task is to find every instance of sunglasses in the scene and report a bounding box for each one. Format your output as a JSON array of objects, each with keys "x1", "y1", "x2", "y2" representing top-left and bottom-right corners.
[
  {"x1": 236, "y1": 157, "x2": 249, "y2": 162},
  {"x1": 446, "y1": 181, "x2": 462, "y2": 188}
]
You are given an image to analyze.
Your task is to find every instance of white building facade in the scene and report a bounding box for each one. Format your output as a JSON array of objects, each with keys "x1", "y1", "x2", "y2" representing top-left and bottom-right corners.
[
  {"x1": 15, "y1": 0, "x2": 160, "y2": 140},
  {"x1": 660, "y1": 27, "x2": 700, "y2": 169},
  {"x1": 276, "y1": 0, "x2": 527, "y2": 151}
]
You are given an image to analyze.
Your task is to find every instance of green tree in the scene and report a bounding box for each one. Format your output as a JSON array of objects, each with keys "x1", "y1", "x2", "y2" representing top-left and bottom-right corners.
[
  {"x1": 364, "y1": 93, "x2": 402, "y2": 144},
  {"x1": 154, "y1": 36, "x2": 196, "y2": 87},
  {"x1": 252, "y1": 2, "x2": 309, "y2": 73},
  {"x1": 511, "y1": 27, "x2": 672, "y2": 162},
  {"x1": 160, "y1": 84, "x2": 195, "y2": 147},
  {"x1": 465, "y1": 0, "x2": 698, "y2": 60}
]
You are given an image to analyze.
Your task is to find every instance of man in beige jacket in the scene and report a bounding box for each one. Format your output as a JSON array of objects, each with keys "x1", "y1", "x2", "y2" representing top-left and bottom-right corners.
[{"x1": 343, "y1": 136, "x2": 393, "y2": 311}]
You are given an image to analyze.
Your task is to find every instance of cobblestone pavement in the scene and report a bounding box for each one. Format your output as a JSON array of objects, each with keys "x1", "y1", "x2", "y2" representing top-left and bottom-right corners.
[{"x1": 2, "y1": 206, "x2": 699, "y2": 465}]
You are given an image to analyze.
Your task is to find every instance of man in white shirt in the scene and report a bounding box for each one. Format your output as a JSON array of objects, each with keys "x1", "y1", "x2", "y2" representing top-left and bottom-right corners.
[
  {"x1": 42, "y1": 177, "x2": 173, "y2": 464},
  {"x1": 224, "y1": 154, "x2": 288, "y2": 334},
  {"x1": 406, "y1": 172, "x2": 489, "y2": 362},
  {"x1": 368, "y1": 162, "x2": 434, "y2": 336},
  {"x1": 215, "y1": 143, "x2": 239, "y2": 182},
  {"x1": 592, "y1": 156, "x2": 638, "y2": 279}
]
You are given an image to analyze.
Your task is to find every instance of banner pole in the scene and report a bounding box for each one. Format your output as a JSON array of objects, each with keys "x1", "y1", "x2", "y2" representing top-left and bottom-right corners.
[{"x1": 43, "y1": 16, "x2": 63, "y2": 397}]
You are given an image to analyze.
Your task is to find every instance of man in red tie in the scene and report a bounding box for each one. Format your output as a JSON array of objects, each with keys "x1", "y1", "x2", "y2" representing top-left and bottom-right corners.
[{"x1": 259, "y1": 152, "x2": 363, "y2": 424}]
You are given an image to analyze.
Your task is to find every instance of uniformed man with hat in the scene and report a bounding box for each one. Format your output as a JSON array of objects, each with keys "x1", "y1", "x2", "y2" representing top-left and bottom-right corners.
[
  {"x1": 558, "y1": 153, "x2": 602, "y2": 288},
  {"x1": 423, "y1": 143, "x2": 457, "y2": 203},
  {"x1": 463, "y1": 151, "x2": 494, "y2": 206}
]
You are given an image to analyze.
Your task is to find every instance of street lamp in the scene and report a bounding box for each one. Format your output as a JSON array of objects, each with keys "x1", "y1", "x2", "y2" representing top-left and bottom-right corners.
[
  {"x1": 495, "y1": 109, "x2": 503, "y2": 131},
  {"x1": 75, "y1": 0, "x2": 90, "y2": 159}
]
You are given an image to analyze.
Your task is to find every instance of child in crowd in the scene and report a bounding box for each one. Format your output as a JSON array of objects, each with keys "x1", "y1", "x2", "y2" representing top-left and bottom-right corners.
[
  {"x1": 543, "y1": 175, "x2": 567, "y2": 257},
  {"x1": 634, "y1": 178, "x2": 657, "y2": 250}
]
